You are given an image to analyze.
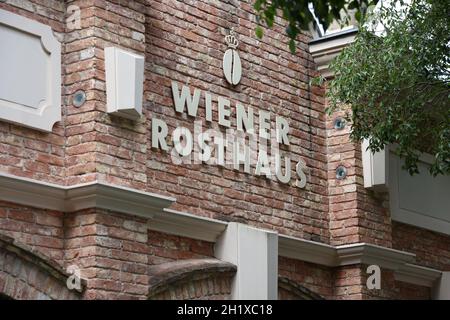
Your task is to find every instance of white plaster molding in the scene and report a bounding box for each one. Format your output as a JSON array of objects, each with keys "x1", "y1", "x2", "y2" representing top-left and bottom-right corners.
[
  {"x1": 0, "y1": 172, "x2": 174, "y2": 218},
  {"x1": 148, "y1": 208, "x2": 228, "y2": 242},
  {"x1": 0, "y1": 172, "x2": 443, "y2": 290},
  {"x1": 336, "y1": 243, "x2": 415, "y2": 270},
  {"x1": 309, "y1": 29, "x2": 357, "y2": 78},
  {"x1": 395, "y1": 263, "x2": 442, "y2": 288},
  {"x1": 278, "y1": 234, "x2": 336, "y2": 266},
  {"x1": 279, "y1": 234, "x2": 442, "y2": 288},
  {"x1": 0, "y1": 9, "x2": 61, "y2": 132},
  {"x1": 0, "y1": 172, "x2": 222, "y2": 241},
  {"x1": 279, "y1": 236, "x2": 416, "y2": 271}
]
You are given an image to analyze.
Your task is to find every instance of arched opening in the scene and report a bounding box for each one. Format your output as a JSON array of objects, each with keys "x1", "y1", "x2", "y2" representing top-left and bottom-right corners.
[
  {"x1": 0, "y1": 233, "x2": 84, "y2": 300},
  {"x1": 148, "y1": 258, "x2": 237, "y2": 300},
  {"x1": 278, "y1": 276, "x2": 324, "y2": 300}
]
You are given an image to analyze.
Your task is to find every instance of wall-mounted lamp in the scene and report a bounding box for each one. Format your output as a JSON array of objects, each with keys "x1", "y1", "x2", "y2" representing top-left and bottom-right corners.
[
  {"x1": 336, "y1": 165, "x2": 347, "y2": 180},
  {"x1": 333, "y1": 117, "x2": 346, "y2": 130},
  {"x1": 73, "y1": 90, "x2": 86, "y2": 107}
]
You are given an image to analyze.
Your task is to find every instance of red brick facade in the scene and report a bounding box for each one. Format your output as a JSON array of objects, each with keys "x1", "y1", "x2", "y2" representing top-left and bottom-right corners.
[{"x1": 0, "y1": 0, "x2": 448, "y2": 300}]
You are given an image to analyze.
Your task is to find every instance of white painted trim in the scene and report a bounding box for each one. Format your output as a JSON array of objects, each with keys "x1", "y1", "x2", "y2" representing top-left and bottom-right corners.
[
  {"x1": 336, "y1": 242, "x2": 415, "y2": 270},
  {"x1": 279, "y1": 235, "x2": 441, "y2": 288},
  {"x1": 279, "y1": 236, "x2": 415, "y2": 270},
  {"x1": 0, "y1": 172, "x2": 443, "y2": 289},
  {"x1": 0, "y1": 9, "x2": 61, "y2": 132},
  {"x1": 279, "y1": 234, "x2": 336, "y2": 266},
  {"x1": 309, "y1": 31, "x2": 356, "y2": 78},
  {"x1": 0, "y1": 173, "x2": 174, "y2": 218},
  {"x1": 359, "y1": 143, "x2": 450, "y2": 235},
  {"x1": 148, "y1": 208, "x2": 228, "y2": 242},
  {"x1": 395, "y1": 263, "x2": 442, "y2": 288}
]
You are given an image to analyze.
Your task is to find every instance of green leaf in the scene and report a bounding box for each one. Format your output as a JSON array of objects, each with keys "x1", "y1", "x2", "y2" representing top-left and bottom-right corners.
[
  {"x1": 288, "y1": 39, "x2": 296, "y2": 53},
  {"x1": 255, "y1": 26, "x2": 264, "y2": 39}
]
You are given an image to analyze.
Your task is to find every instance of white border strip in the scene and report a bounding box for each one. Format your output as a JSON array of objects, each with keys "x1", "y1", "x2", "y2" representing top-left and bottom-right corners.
[
  {"x1": 0, "y1": 172, "x2": 175, "y2": 218},
  {"x1": 0, "y1": 172, "x2": 442, "y2": 287}
]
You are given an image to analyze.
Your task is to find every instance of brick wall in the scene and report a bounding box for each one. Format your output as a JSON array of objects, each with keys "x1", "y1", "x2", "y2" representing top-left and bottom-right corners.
[
  {"x1": 3, "y1": 0, "x2": 328, "y2": 240},
  {"x1": 63, "y1": 208, "x2": 217, "y2": 299},
  {"x1": 0, "y1": 0, "x2": 448, "y2": 300},
  {"x1": 392, "y1": 222, "x2": 450, "y2": 271},
  {"x1": 148, "y1": 231, "x2": 214, "y2": 264},
  {"x1": 0, "y1": 0, "x2": 330, "y2": 241},
  {"x1": 144, "y1": 0, "x2": 329, "y2": 242},
  {"x1": 325, "y1": 104, "x2": 395, "y2": 299},
  {"x1": 326, "y1": 108, "x2": 392, "y2": 247},
  {"x1": 279, "y1": 256, "x2": 333, "y2": 299},
  {"x1": 363, "y1": 267, "x2": 430, "y2": 300},
  {"x1": 64, "y1": 0, "x2": 149, "y2": 187},
  {"x1": 0, "y1": 1, "x2": 66, "y2": 184},
  {"x1": 0, "y1": 201, "x2": 64, "y2": 263},
  {"x1": 0, "y1": 233, "x2": 82, "y2": 300},
  {"x1": 65, "y1": 209, "x2": 148, "y2": 299}
]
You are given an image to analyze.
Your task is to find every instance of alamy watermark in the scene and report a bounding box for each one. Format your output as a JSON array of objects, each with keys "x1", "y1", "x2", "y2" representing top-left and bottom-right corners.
[
  {"x1": 366, "y1": 265, "x2": 381, "y2": 290},
  {"x1": 66, "y1": 264, "x2": 82, "y2": 291},
  {"x1": 66, "y1": 5, "x2": 81, "y2": 30}
]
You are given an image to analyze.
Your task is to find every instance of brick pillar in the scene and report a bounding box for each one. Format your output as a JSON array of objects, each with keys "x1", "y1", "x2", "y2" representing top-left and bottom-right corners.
[
  {"x1": 64, "y1": 0, "x2": 99, "y2": 185},
  {"x1": 326, "y1": 104, "x2": 393, "y2": 299},
  {"x1": 63, "y1": 0, "x2": 148, "y2": 189},
  {"x1": 64, "y1": 209, "x2": 149, "y2": 299},
  {"x1": 326, "y1": 107, "x2": 392, "y2": 247}
]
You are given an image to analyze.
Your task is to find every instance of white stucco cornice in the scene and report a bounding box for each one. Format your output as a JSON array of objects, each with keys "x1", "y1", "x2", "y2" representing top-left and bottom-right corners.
[
  {"x1": 279, "y1": 236, "x2": 416, "y2": 270},
  {"x1": 0, "y1": 172, "x2": 175, "y2": 218},
  {"x1": 278, "y1": 234, "x2": 336, "y2": 266},
  {"x1": 0, "y1": 172, "x2": 442, "y2": 288},
  {"x1": 309, "y1": 28, "x2": 358, "y2": 78},
  {"x1": 395, "y1": 263, "x2": 443, "y2": 288},
  {"x1": 279, "y1": 235, "x2": 441, "y2": 288},
  {"x1": 148, "y1": 208, "x2": 228, "y2": 243},
  {"x1": 336, "y1": 242, "x2": 415, "y2": 270}
]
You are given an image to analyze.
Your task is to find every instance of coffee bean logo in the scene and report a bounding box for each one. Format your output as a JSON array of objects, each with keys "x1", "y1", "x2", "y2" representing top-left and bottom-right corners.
[
  {"x1": 223, "y1": 49, "x2": 242, "y2": 85},
  {"x1": 223, "y1": 28, "x2": 241, "y2": 86}
]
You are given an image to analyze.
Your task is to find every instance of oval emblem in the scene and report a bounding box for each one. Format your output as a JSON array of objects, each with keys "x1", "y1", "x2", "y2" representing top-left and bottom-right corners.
[
  {"x1": 223, "y1": 28, "x2": 241, "y2": 86},
  {"x1": 223, "y1": 49, "x2": 242, "y2": 86}
]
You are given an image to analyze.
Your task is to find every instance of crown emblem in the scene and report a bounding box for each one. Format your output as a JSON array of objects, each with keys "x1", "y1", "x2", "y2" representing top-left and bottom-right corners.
[{"x1": 225, "y1": 28, "x2": 239, "y2": 49}]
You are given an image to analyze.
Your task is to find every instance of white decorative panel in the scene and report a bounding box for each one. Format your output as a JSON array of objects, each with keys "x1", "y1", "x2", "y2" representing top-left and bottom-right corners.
[
  {"x1": 389, "y1": 151, "x2": 450, "y2": 235},
  {"x1": 0, "y1": 9, "x2": 61, "y2": 132},
  {"x1": 105, "y1": 47, "x2": 144, "y2": 120}
]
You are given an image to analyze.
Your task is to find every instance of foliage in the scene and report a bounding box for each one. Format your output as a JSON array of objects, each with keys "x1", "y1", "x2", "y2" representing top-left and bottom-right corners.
[
  {"x1": 327, "y1": 0, "x2": 449, "y2": 175},
  {"x1": 254, "y1": 0, "x2": 378, "y2": 52}
]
